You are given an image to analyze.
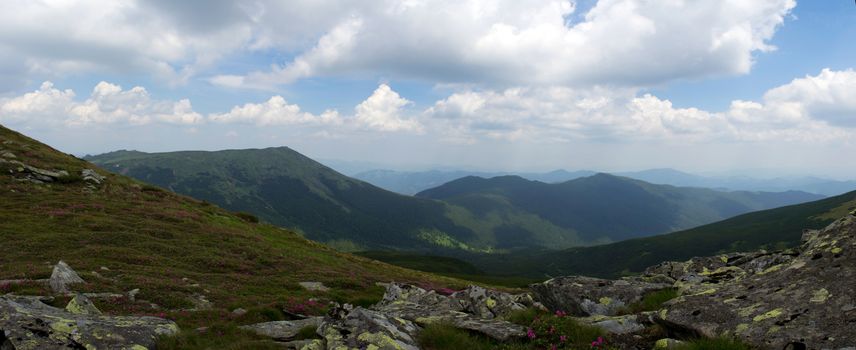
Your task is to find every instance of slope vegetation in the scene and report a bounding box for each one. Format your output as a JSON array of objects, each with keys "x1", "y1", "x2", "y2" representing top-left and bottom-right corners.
[{"x1": 417, "y1": 174, "x2": 823, "y2": 243}]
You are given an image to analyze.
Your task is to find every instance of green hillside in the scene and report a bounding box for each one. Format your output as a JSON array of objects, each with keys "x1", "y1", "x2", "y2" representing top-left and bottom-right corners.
[
  {"x1": 417, "y1": 174, "x2": 824, "y2": 243},
  {"x1": 464, "y1": 189, "x2": 856, "y2": 279},
  {"x1": 86, "y1": 148, "x2": 483, "y2": 252},
  {"x1": 0, "y1": 124, "x2": 468, "y2": 347}
]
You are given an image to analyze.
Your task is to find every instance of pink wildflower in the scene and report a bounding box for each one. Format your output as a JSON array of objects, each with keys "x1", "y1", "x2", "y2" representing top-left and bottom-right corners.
[{"x1": 527, "y1": 328, "x2": 536, "y2": 339}]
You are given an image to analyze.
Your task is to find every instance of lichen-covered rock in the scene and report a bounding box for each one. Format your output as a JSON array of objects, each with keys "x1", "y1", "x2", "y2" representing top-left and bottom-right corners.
[
  {"x1": 653, "y1": 214, "x2": 856, "y2": 349},
  {"x1": 239, "y1": 317, "x2": 323, "y2": 341},
  {"x1": 574, "y1": 313, "x2": 653, "y2": 334},
  {"x1": 81, "y1": 169, "x2": 106, "y2": 184},
  {"x1": 373, "y1": 283, "x2": 527, "y2": 341},
  {"x1": 48, "y1": 260, "x2": 83, "y2": 294},
  {"x1": 318, "y1": 306, "x2": 420, "y2": 350},
  {"x1": 0, "y1": 295, "x2": 178, "y2": 350},
  {"x1": 64, "y1": 294, "x2": 101, "y2": 315},
  {"x1": 530, "y1": 276, "x2": 671, "y2": 316}
]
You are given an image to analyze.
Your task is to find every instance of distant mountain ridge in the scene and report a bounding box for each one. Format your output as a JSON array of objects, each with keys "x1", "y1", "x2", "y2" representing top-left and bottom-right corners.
[
  {"x1": 416, "y1": 173, "x2": 825, "y2": 243},
  {"x1": 353, "y1": 167, "x2": 855, "y2": 196}
]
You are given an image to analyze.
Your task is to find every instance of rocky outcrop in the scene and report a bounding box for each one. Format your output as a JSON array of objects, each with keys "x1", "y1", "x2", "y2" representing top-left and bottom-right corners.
[
  {"x1": 653, "y1": 214, "x2": 856, "y2": 349},
  {"x1": 245, "y1": 283, "x2": 532, "y2": 348},
  {"x1": 48, "y1": 261, "x2": 84, "y2": 294},
  {"x1": 531, "y1": 212, "x2": 856, "y2": 349},
  {"x1": 530, "y1": 275, "x2": 671, "y2": 316},
  {"x1": 0, "y1": 295, "x2": 178, "y2": 350}
]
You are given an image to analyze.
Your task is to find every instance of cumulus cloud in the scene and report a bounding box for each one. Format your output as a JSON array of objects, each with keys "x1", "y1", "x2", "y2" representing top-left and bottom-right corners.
[
  {"x1": 424, "y1": 68, "x2": 856, "y2": 143},
  {"x1": 354, "y1": 84, "x2": 421, "y2": 132},
  {"x1": 216, "y1": 0, "x2": 796, "y2": 89},
  {"x1": 209, "y1": 96, "x2": 342, "y2": 126},
  {"x1": 0, "y1": 81, "x2": 203, "y2": 127}
]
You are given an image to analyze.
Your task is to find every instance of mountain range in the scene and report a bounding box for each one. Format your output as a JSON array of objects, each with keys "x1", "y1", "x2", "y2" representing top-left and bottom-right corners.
[
  {"x1": 87, "y1": 148, "x2": 822, "y2": 252},
  {"x1": 354, "y1": 167, "x2": 856, "y2": 196}
]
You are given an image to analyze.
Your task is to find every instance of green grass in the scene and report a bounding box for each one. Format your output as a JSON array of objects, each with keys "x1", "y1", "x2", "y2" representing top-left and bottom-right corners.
[
  {"x1": 675, "y1": 337, "x2": 753, "y2": 350},
  {"x1": 156, "y1": 323, "x2": 284, "y2": 350},
  {"x1": 418, "y1": 323, "x2": 497, "y2": 350},
  {"x1": 618, "y1": 288, "x2": 679, "y2": 314}
]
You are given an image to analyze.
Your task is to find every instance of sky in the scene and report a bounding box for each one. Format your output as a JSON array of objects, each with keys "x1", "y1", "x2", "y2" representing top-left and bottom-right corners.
[{"x1": 0, "y1": 0, "x2": 855, "y2": 177}]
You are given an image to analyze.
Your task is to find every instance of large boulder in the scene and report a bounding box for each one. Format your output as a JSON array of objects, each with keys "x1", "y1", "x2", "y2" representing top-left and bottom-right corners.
[
  {"x1": 48, "y1": 261, "x2": 83, "y2": 294},
  {"x1": 317, "y1": 307, "x2": 420, "y2": 350},
  {"x1": 0, "y1": 295, "x2": 178, "y2": 350},
  {"x1": 653, "y1": 214, "x2": 856, "y2": 349},
  {"x1": 530, "y1": 276, "x2": 671, "y2": 316}
]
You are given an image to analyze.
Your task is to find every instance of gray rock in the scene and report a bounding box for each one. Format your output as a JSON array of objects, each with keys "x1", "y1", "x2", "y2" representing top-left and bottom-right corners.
[
  {"x1": 530, "y1": 276, "x2": 671, "y2": 316},
  {"x1": 239, "y1": 317, "x2": 322, "y2": 341},
  {"x1": 318, "y1": 307, "x2": 420, "y2": 350},
  {"x1": 298, "y1": 282, "x2": 330, "y2": 292},
  {"x1": 81, "y1": 169, "x2": 105, "y2": 184},
  {"x1": 231, "y1": 308, "x2": 247, "y2": 316},
  {"x1": 374, "y1": 283, "x2": 527, "y2": 341},
  {"x1": 575, "y1": 313, "x2": 650, "y2": 334},
  {"x1": 0, "y1": 295, "x2": 178, "y2": 349},
  {"x1": 653, "y1": 214, "x2": 856, "y2": 349},
  {"x1": 49, "y1": 261, "x2": 84, "y2": 294},
  {"x1": 1, "y1": 152, "x2": 15, "y2": 159}
]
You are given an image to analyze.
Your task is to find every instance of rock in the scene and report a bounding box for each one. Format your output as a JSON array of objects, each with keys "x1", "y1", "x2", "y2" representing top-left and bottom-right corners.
[
  {"x1": 374, "y1": 283, "x2": 527, "y2": 341},
  {"x1": 282, "y1": 339, "x2": 317, "y2": 349},
  {"x1": 231, "y1": 308, "x2": 247, "y2": 317},
  {"x1": 64, "y1": 294, "x2": 101, "y2": 315},
  {"x1": 653, "y1": 214, "x2": 856, "y2": 349},
  {"x1": 653, "y1": 338, "x2": 686, "y2": 349},
  {"x1": 298, "y1": 282, "x2": 330, "y2": 292},
  {"x1": 1, "y1": 152, "x2": 15, "y2": 159},
  {"x1": 0, "y1": 295, "x2": 178, "y2": 349},
  {"x1": 127, "y1": 288, "x2": 140, "y2": 302},
  {"x1": 81, "y1": 169, "x2": 105, "y2": 184},
  {"x1": 188, "y1": 293, "x2": 212, "y2": 310},
  {"x1": 529, "y1": 276, "x2": 671, "y2": 316},
  {"x1": 49, "y1": 261, "x2": 84, "y2": 294},
  {"x1": 318, "y1": 307, "x2": 420, "y2": 350},
  {"x1": 575, "y1": 313, "x2": 651, "y2": 334},
  {"x1": 239, "y1": 317, "x2": 323, "y2": 341}
]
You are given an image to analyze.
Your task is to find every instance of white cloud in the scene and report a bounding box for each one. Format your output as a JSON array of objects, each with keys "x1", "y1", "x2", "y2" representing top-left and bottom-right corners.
[
  {"x1": 0, "y1": 81, "x2": 203, "y2": 127},
  {"x1": 424, "y1": 68, "x2": 856, "y2": 144},
  {"x1": 209, "y1": 96, "x2": 342, "y2": 126},
  {"x1": 216, "y1": 0, "x2": 796, "y2": 89},
  {"x1": 354, "y1": 84, "x2": 421, "y2": 132}
]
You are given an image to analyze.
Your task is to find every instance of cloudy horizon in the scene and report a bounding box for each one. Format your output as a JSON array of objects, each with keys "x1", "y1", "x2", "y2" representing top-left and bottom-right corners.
[{"x1": 1, "y1": 0, "x2": 854, "y2": 178}]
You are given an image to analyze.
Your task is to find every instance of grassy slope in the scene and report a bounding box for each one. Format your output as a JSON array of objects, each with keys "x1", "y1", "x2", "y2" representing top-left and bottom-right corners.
[
  {"x1": 0, "y1": 125, "x2": 473, "y2": 345},
  {"x1": 417, "y1": 174, "x2": 825, "y2": 243}
]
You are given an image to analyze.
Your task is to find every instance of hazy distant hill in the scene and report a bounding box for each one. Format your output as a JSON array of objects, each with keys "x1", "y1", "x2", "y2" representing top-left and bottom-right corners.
[
  {"x1": 354, "y1": 167, "x2": 856, "y2": 196},
  {"x1": 417, "y1": 174, "x2": 825, "y2": 243},
  {"x1": 353, "y1": 169, "x2": 595, "y2": 194}
]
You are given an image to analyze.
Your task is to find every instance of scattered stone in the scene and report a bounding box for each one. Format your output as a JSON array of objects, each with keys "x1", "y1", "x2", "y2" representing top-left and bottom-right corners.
[
  {"x1": 239, "y1": 317, "x2": 323, "y2": 341},
  {"x1": 282, "y1": 339, "x2": 317, "y2": 349},
  {"x1": 231, "y1": 308, "x2": 248, "y2": 317},
  {"x1": 530, "y1": 276, "x2": 671, "y2": 316},
  {"x1": 188, "y1": 293, "x2": 212, "y2": 310},
  {"x1": 0, "y1": 295, "x2": 178, "y2": 349},
  {"x1": 299, "y1": 281, "x2": 330, "y2": 292},
  {"x1": 99, "y1": 266, "x2": 110, "y2": 271},
  {"x1": 1, "y1": 152, "x2": 15, "y2": 159},
  {"x1": 81, "y1": 169, "x2": 105, "y2": 184},
  {"x1": 65, "y1": 294, "x2": 101, "y2": 315},
  {"x1": 49, "y1": 260, "x2": 84, "y2": 294},
  {"x1": 127, "y1": 288, "x2": 140, "y2": 302},
  {"x1": 575, "y1": 313, "x2": 651, "y2": 334}
]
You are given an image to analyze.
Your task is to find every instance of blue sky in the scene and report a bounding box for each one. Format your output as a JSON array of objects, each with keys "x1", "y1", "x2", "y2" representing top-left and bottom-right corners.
[{"x1": 1, "y1": 0, "x2": 855, "y2": 177}]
